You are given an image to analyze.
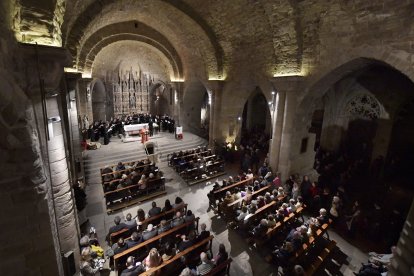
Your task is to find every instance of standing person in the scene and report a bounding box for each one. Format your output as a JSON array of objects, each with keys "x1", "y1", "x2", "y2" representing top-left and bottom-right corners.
[{"x1": 149, "y1": 119, "x2": 154, "y2": 137}]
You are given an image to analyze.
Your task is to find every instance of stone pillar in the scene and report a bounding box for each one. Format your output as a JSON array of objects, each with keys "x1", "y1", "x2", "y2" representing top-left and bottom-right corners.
[
  {"x1": 172, "y1": 81, "x2": 183, "y2": 126},
  {"x1": 208, "y1": 80, "x2": 224, "y2": 146},
  {"x1": 389, "y1": 199, "x2": 414, "y2": 276},
  {"x1": 76, "y1": 78, "x2": 92, "y2": 122},
  {"x1": 268, "y1": 76, "x2": 303, "y2": 179},
  {"x1": 269, "y1": 91, "x2": 286, "y2": 171},
  {"x1": 20, "y1": 43, "x2": 80, "y2": 272}
]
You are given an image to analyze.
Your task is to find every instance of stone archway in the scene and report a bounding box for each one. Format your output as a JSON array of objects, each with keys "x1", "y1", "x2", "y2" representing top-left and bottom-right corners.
[
  {"x1": 90, "y1": 78, "x2": 108, "y2": 121},
  {"x1": 181, "y1": 80, "x2": 209, "y2": 138},
  {"x1": 241, "y1": 87, "x2": 272, "y2": 141}
]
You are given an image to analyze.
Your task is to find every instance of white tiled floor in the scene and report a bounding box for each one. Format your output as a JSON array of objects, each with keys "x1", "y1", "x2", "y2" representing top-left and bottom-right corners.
[{"x1": 83, "y1": 132, "x2": 369, "y2": 275}]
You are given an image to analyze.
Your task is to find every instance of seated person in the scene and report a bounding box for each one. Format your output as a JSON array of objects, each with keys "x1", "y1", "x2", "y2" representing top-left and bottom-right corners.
[
  {"x1": 237, "y1": 206, "x2": 248, "y2": 222},
  {"x1": 272, "y1": 241, "x2": 294, "y2": 267},
  {"x1": 126, "y1": 232, "x2": 142, "y2": 248},
  {"x1": 171, "y1": 212, "x2": 185, "y2": 228},
  {"x1": 177, "y1": 235, "x2": 193, "y2": 252},
  {"x1": 196, "y1": 223, "x2": 210, "y2": 243},
  {"x1": 196, "y1": 252, "x2": 214, "y2": 275},
  {"x1": 116, "y1": 162, "x2": 126, "y2": 171},
  {"x1": 251, "y1": 219, "x2": 269, "y2": 239},
  {"x1": 267, "y1": 214, "x2": 277, "y2": 228},
  {"x1": 148, "y1": 201, "x2": 162, "y2": 217},
  {"x1": 142, "y1": 224, "x2": 158, "y2": 241},
  {"x1": 212, "y1": 243, "x2": 228, "y2": 266},
  {"x1": 124, "y1": 213, "x2": 137, "y2": 229},
  {"x1": 113, "y1": 238, "x2": 128, "y2": 255},
  {"x1": 158, "y1": 220, "x2": 171, "y2": 234},
  {"x1": 120, "y1": 256, "x2": 144, "y2": 276},
  {"x1": 144, "y1": 248, "x2": 162, "y2": 271},
  {"x1": 106, "y1": 216, "x2": 127, "y2": 242}
]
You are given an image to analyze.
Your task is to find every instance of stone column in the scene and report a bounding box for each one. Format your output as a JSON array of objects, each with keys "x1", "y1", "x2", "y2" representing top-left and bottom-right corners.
[
  {"x1": 389, "y1": 199, "x2": 414, "y2": 276},
  {"x1": 20, "y1": 43, "x2": 81, "y2": 272},
  {"x1": 172, "y1": 81, "x2": 183, "y2": 126},
  {"x1": 268, "y1": 76, "x2": 303, "y2": 179},
  {"x1": 269, "y1": 91, "x2": 286, "y2": 171},
  {"x1": 76, "y1": 78, "x2": 92, "y2": 122},
  {"x1": 207, "y1": 80, "x2": 224, "y2": 146}
]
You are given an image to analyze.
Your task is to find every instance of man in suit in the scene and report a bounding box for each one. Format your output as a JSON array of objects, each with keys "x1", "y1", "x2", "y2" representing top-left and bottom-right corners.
[
  {"x1": 106, "y1": 216, "x2": 127, "y2": 243},
  {"x1": 120, "y1": 256, "x2": 144, "y2": 276}
]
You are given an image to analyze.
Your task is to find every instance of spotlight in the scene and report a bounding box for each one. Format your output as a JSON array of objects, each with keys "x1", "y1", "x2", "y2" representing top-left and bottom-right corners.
[{"x1": 271, "y1": 91, "x2": 275, "y2": 95}]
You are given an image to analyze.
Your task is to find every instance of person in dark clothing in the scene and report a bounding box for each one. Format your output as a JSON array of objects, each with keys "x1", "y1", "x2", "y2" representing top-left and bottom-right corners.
[
  {"x1": 126, "y1": 232, "x2": 142, "y2": 248},
  {"x1": 213, "y1": 243, "x2": 228, "y2": 266},
  {"x1": 177, "y1": 235, "x2": 193, "y2": 252},
  {"x1": 120, "y1": 256, "x2": 144, "y2": 276},
  {"x1": 113, "y1": 238, "x2": 128, "y2": 255},
  {"x1": 106, "y1": 216, "x2": 127, "y2": 243}
]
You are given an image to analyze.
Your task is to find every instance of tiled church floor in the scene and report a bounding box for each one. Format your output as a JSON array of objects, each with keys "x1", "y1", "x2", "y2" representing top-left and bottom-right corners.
[{"x1": 82, "y1": 132, "x2": 369, "y2": 275}]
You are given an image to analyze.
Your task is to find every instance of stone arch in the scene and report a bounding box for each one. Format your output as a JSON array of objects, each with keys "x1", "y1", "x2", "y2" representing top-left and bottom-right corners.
[
  {"x1": 181, "y1": 79, "x2": 209, "y2": 137},
  {"x1": 76, "y1": 21, "x2": 183, "y2": 79},
  {"x1": 291, "y1": 56, "x2": 414, "y2": 179},
  {"x1": 64, "y1": 0, "x2": 222, "y2": 77},
  {"x1": 89, "y1": 78, "x2": 109, "y2": 121},
  {"x1": 241, "y1": 87, "x2": 272, "y2": 136}
]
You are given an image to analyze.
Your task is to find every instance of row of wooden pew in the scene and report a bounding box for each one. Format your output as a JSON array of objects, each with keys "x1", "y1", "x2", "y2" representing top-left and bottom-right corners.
[
  {"x1": 100, "y1": 159, "x2": 166, "y2": 213},
  {"x1": 109, "y1": 204, "x2": 189, "y2": 245},
  {"x1": 113, "y1": 218, "x2": 232, "y2": 275}
]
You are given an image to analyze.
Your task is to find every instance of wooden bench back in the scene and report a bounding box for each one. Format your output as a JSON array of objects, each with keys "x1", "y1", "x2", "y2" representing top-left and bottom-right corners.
[
  {"x1": 104, "y1": 176, "x2": 164, "y2": 196},
  {"x1": 100, "y1": 158, "x2": 149, "y2": 176},
  {"x1": 140, "y1": 235, "x2": 214, "y2": 276},
  {"x1": 205, "y1": 258, "x2": 233, "y2": 276},
  {"x1": 245, "y1": 201, "x2": 277, "y2": 226},
  {"x1": 213, "y1": 178, "x2": 254, "y2": 197},
  {"x1": 228, "y1": 185, "x2": 270, "y2": 208},
  {"x1": 114, "y1": 217, "x2": 200, "y2": 271}
]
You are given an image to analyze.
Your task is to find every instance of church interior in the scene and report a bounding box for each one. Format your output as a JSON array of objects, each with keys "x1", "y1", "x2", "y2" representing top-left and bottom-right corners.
[{"x1": 1, "y1": 0, "x2": 414, "y2": 275}]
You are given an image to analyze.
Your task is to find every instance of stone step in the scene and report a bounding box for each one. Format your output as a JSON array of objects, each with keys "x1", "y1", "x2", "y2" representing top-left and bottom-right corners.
[
  {"x1": 83, "y1": 137, "x2": 205, "y2": 165},
  {"x1": 83, "y1": 139, "x2": 206, "y2": 169}
]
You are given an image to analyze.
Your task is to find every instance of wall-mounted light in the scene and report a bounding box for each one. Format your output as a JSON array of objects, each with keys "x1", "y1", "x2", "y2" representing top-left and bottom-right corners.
[
  {"x1": 237, "y1": 116, "x2": 241, "y2": 121},
  {"x1": 271, "y1": 91, "x2": 275, "y2": 95},
  {"x1": 208, "y1": 92, "x2": 212, "y2": 105}
]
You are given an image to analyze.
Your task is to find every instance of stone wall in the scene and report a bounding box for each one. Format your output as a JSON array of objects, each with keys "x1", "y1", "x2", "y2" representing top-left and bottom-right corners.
[{"x1": 0, "y1": 2, "x2": 63, "y2": 274}]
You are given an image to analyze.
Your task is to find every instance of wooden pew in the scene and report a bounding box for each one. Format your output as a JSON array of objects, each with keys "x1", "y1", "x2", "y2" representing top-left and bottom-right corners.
[
  {"x1": 102, "y1": 168, "x2": 159, "y2": 187},
  {"x1": 182, "y1": 159, "x2": 226, "y2": 185},
  {"x1": 228, "y1": 185, "x2": 270, "y2": 209},
  {"x1": 288, "y1": 220, "x2": 332, "y2": 264},
  {"x1": 114, "y1": 217, "x2": 200, "y2": 272},
  {"x1": 105, "y1": 177, "x2": 166, "y2": 213},
  {"x1": 168, "y1": 147, "x2": 209, "y2": 165},
  {"x1": 174, "y1": 154, "x2": 216, "y2": 173},
  {"x1": 244, "y1": 201, "x2": 277, "y2": 228},
  {"x1": 305, "y1": 239, "x2": 337, "y2": 275},
  {"x1": 139, "y1": 235, "x2": 214, "y2": 276},
  {"x1": 100, "y1": 158, "x2": 149, "y2": 183},
  {"x1": 109, "y1": 203, "x2": 188, "y2": 245},
  {"x1": 171, "y1": 150, "x2": 212, "y2": 169},
  {"x1": 213, "y1": 178, "x2": 254, "y2": 202},
  {"x1": 205, "y1": 258, "x2": 233, "y2": 276}
]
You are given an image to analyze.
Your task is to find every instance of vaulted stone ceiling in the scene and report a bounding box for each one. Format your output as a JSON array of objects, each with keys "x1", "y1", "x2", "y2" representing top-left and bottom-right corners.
[{"x1": 11, "y1": 0, "x2": 302, "y2": 82}]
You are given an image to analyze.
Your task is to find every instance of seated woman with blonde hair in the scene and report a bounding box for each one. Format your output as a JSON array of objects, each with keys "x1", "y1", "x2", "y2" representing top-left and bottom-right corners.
[{"x1": 144, "y1": 248, "x2": 163, "y2": 272}]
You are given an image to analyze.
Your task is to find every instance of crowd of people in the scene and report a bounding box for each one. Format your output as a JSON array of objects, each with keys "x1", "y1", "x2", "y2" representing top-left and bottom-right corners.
[
  {"x1": 79, "y1": 196, "x2": 230, "y2": 275},
  {"x1": 81, "y1": 113, "x2": 176, "y2": 146},
  {"x1": 102, "y1": 160, "x2": 162, "y2": 206}
]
